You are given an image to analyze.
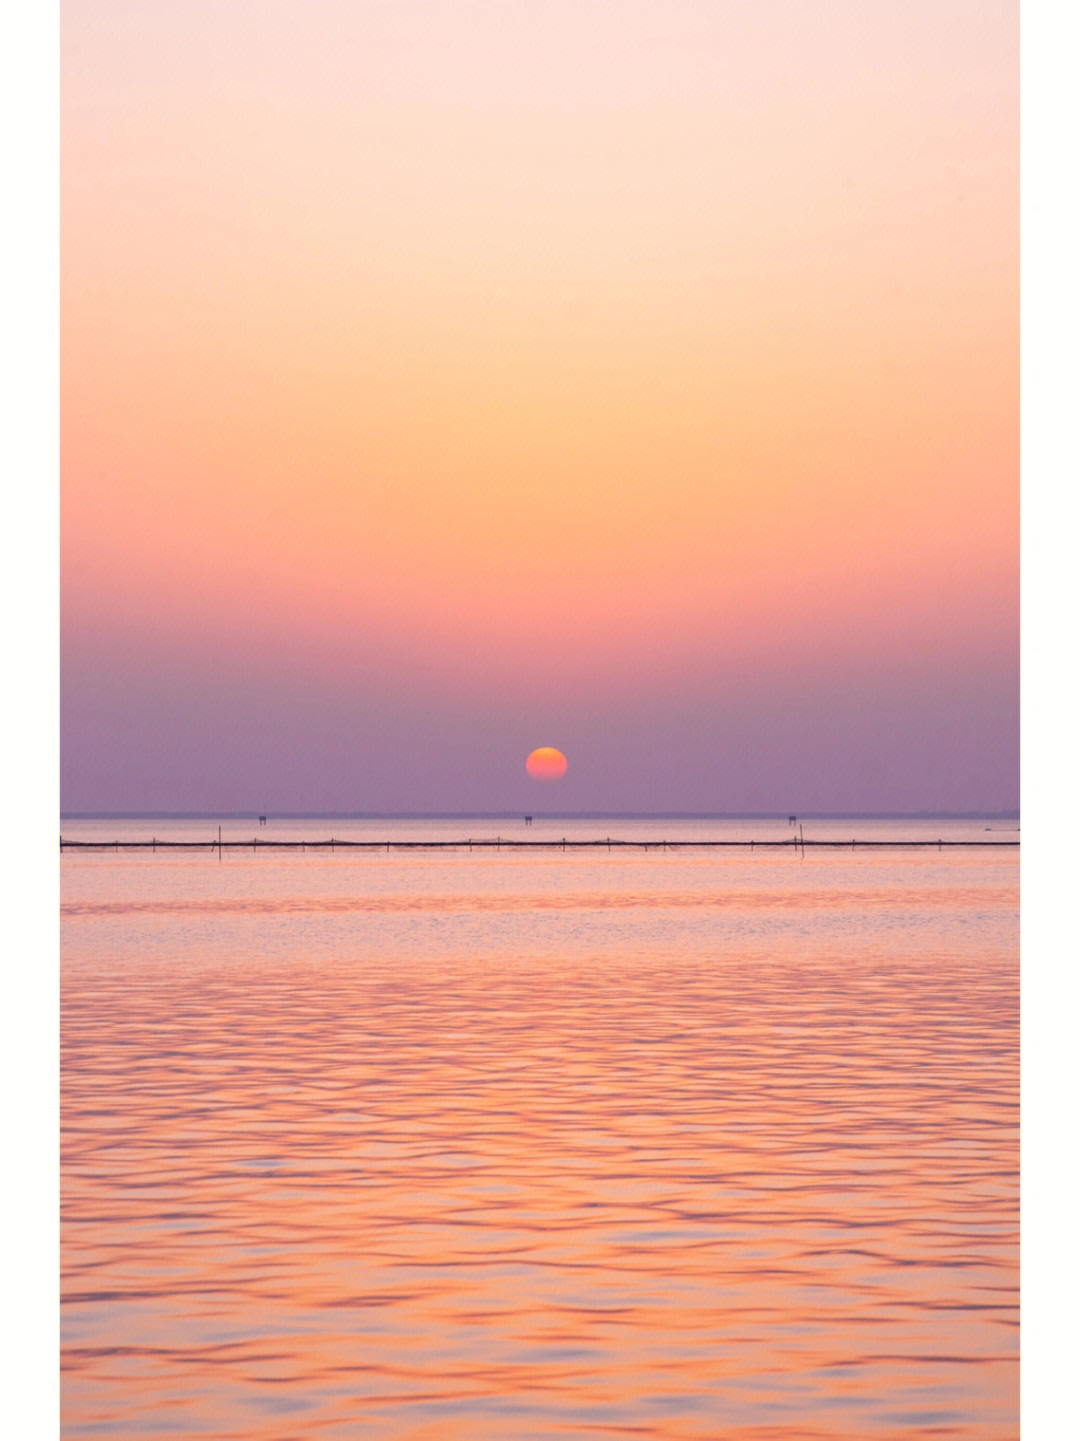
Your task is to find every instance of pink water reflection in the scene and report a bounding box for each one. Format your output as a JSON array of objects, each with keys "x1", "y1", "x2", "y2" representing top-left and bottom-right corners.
[{"x1": 62, "y1": 845, "x2": 1017, "y2": 1439}]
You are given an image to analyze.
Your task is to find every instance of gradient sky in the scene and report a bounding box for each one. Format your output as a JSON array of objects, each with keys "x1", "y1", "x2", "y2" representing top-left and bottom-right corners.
[{"x1": 61, "y1": 0, "x2": 1017, "y2": 815}]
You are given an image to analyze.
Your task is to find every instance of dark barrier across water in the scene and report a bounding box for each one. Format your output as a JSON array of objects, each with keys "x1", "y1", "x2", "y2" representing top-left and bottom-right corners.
[{"x1": 61, "y1": 836, "x2": 1019, "y2": 852}]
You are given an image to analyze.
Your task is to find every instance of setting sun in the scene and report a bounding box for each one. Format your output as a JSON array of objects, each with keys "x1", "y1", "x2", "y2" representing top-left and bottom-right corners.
[{"x1": 526, "y1": 747, "x2": 568, "y2": 781}]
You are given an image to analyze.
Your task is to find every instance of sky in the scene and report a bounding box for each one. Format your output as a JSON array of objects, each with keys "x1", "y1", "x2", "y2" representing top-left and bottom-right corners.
[{"x1": 61, "y1": 0, "x2": 1018, "y2": 815}]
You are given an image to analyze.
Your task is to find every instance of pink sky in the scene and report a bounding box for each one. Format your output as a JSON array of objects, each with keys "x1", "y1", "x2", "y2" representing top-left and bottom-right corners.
[{"x1": 61, "y1": 0, "x2": 1017, "y2": 814}]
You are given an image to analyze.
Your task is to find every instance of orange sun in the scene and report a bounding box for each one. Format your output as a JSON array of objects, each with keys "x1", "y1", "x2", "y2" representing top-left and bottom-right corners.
[{"x1": 525, "y1": 747, "x2": 568, "y2": 781}]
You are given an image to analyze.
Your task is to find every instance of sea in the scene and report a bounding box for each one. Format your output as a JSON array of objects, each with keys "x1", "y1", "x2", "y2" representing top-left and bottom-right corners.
[{"x1": 61, "y1": 815, "x2": 1019, "y2": 1440}]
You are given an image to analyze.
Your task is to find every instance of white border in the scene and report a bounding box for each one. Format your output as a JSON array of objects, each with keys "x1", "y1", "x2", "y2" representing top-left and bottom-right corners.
[
  {"x1": 1021, "y1": 2, "x2": 1080, "y2": 1435},
  {"x1": 1, "y1": 3, "x2": 60, "y2": 1433}
]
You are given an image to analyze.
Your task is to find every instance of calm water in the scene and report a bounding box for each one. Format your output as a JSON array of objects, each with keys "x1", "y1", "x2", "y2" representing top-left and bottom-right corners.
[{"x1": 62, "y1": 817, "x2": 1018, "y2": 1439}]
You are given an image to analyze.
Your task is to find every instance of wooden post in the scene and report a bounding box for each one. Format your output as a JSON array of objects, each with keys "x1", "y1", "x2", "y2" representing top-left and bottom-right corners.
[{"x1": 218, "y1": 825, "x2": 222, "y2": 861}]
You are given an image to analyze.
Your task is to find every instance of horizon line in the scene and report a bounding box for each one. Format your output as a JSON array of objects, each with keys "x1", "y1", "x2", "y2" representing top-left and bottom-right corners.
[{"x1": 60, "y1": 809, "x2": 1022, "y2": 822}]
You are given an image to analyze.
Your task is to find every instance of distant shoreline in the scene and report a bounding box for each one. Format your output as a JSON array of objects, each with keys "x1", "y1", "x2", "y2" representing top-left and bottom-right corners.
[{"x1": 60, "y1": 810, "x2": 1021, "y2": 823}]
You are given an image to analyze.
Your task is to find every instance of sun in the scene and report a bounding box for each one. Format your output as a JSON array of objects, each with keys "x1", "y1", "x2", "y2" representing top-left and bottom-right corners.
[{"x1": 526, "y1": 747, "x2": 568, "y2": 781}]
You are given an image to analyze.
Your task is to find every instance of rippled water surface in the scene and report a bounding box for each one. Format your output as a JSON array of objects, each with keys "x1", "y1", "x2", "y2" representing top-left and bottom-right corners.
[{"x1": 62, "y1": 818, "x2": 1018, "y2": 1439}]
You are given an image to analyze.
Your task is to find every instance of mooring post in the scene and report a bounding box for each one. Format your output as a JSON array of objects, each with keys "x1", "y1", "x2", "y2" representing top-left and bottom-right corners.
[{"x1": 218, "y1": 824, "x2": 222, "y2": 861}]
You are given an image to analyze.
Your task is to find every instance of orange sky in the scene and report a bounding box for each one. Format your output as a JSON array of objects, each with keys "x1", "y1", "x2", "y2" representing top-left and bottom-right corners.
[{"x1": 61, "y1": 1, "x2": 1017, "y2": 813}]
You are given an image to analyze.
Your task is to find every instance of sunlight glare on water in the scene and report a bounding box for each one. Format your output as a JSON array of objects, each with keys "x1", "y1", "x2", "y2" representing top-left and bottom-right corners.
[{"x1": 61, "y1": 818, "x2": 1018, "y2": 1439}]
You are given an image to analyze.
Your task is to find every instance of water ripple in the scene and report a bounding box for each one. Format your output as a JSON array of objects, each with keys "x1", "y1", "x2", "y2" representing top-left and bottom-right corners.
[{"x1": 62, "y1": 849, "x2": 1017, "y2": 1438}]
